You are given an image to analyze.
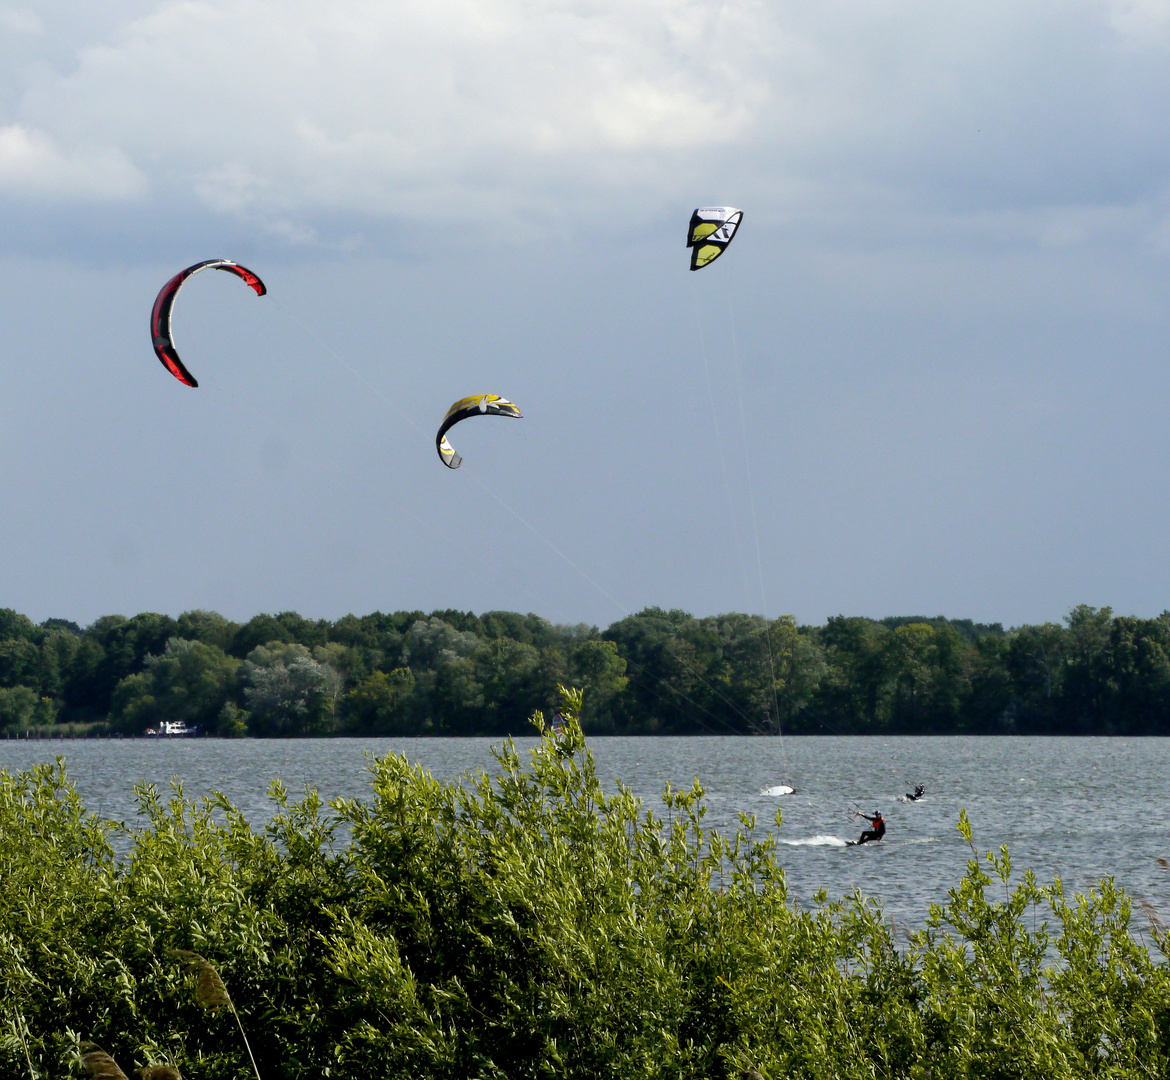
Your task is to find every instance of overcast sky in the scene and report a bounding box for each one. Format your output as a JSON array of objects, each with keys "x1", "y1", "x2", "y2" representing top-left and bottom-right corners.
[{"x1": 2, "y1": 0, "x2": 1169, "y2": 631}]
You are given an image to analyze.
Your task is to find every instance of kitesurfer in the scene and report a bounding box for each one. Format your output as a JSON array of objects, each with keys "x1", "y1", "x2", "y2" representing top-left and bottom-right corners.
[
  {"x1": 855, "y1": 810, "x2": 885, "y2": 845},
  {"x1": 906, "y1": 784, "x2": 925, "y2": 801}
]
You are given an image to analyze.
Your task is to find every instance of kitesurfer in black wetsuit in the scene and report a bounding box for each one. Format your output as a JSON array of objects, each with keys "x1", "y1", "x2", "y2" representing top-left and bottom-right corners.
[
  {"x1": 855, "y1": 810, "x2": 885, "y2": 845},
  {"x1": 906, "y1": 784, "x2": 925, "y2": 801}
]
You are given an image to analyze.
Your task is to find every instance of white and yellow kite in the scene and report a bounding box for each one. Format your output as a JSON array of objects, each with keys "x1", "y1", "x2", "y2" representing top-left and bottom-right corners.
[{"x1": 687, "y1": 207, "x2": 743, "y2": 270}]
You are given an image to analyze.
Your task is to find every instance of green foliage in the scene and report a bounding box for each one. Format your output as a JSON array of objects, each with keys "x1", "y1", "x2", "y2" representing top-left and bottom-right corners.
[
  {"x1": 3, "y1": 699, "x2": 1170, "y2": 1079},
  {"x1": 0, "y1": 607, "x2": 38, "y2": 642},
  {"x1": 566, "y1": 638, "x2": 628, "y2": 731},
  {"x1": 345, "y1": 668, "x2": 416, "y2": 734},
  {"x1": 242, "y1": 644, "x2": 342, "y2": 736},
  {"x1": 175, "y1": 610, "x2": 239, "y2": 653},
  {"x1": 0, "y1": 684, "x2": 39, "y2": 730}
]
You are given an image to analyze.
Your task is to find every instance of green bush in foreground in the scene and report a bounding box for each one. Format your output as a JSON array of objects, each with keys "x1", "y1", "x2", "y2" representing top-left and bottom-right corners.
[{"x1": 1, "y1": 688, "x2": 1169, "y2": 1079}]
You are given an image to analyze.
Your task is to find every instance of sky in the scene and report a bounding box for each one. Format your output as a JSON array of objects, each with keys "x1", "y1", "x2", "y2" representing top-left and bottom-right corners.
[{"x1": 2, "y1": 0, "x2": 1170, "y2": 632}]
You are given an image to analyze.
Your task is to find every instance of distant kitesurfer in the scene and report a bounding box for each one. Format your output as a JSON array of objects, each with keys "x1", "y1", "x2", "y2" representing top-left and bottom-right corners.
[
  {"x1": 907, "y1": 784, "x2": 925, "y2": 801},
  {"x1": 855, "y1": 810, "x2": 885, "y2": 845}
]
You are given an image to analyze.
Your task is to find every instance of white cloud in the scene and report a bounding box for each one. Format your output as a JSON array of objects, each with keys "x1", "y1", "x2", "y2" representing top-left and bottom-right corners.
[
  {"x1": 22, "y1": 0, "x2": 774, "y2": 226},
  {"x1": 0, "y1": 123, "x2": 146, "y2": 200},
  {"x1": 1107, "y1": 0, "x2": 1170, "y2": 45},
  {"x1": 192, "y1": 160, "x2": 270, "y2": 216},
  {"x1": 0, "y1": 7, "x2": 42, "y2": 34},
  {"x1": 1036, "y1": 204, "x2": 1139, "y2": 249},
  {"x1": 0, "y1": 0, "x2": 1168, "y2": 249}
]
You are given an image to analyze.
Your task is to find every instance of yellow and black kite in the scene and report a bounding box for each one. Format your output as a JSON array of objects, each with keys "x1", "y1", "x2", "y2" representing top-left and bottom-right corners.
[
  {"x1": 436, "y1": 394, "x2": 523, "y2": 469},
  {"x1": 687, "y1": 207, "x2": 743, "y2": 270}
]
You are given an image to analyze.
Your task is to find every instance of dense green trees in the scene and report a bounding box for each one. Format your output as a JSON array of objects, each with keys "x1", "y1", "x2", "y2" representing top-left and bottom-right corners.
[
  {"x1": 2, "y1": 695, "x2": 1169, "y2": 1078},
  {"x1": 3, "y1": 603, "x2": 1170, "y2": 736}
]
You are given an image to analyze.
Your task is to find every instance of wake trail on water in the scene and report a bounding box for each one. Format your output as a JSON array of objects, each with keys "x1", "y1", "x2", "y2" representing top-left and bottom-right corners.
[{"x1": 776, "y1": 836, "x2": 942, "y2": 850}]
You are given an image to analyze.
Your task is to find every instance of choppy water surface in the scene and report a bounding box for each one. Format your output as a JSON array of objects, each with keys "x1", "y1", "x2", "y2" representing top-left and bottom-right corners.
[{"x1": 3, "y1": 735, "x2": 1168, "y2": 930}]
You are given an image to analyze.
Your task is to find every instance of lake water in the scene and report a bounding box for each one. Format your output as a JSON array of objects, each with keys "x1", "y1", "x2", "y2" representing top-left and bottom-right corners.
[{"x1": 3, "y1": 735, "x2": 1168, "y2": 931}]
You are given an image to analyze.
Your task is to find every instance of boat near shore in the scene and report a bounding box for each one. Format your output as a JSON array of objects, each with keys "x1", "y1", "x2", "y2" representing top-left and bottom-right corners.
[{"x1": 143, "y1": 721, "x2": 198, "y2": 737}]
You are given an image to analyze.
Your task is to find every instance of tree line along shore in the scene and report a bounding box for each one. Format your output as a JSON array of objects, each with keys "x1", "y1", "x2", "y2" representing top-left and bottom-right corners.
[{"x1": 2, "y1": 602, "x2": 1168, "y2": 738}]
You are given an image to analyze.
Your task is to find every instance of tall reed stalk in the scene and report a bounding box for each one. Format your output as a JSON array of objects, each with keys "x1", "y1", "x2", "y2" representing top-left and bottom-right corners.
[
  {"x1": 8, "y1": 1007, "x2": 36, "y2": 1079},
  {"x1": 79, "y1": 1042, "x2": 129, "y2": 1080},
  {"x1": 171, "y1": 950, "x2": 261, "y2": 1080}
]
